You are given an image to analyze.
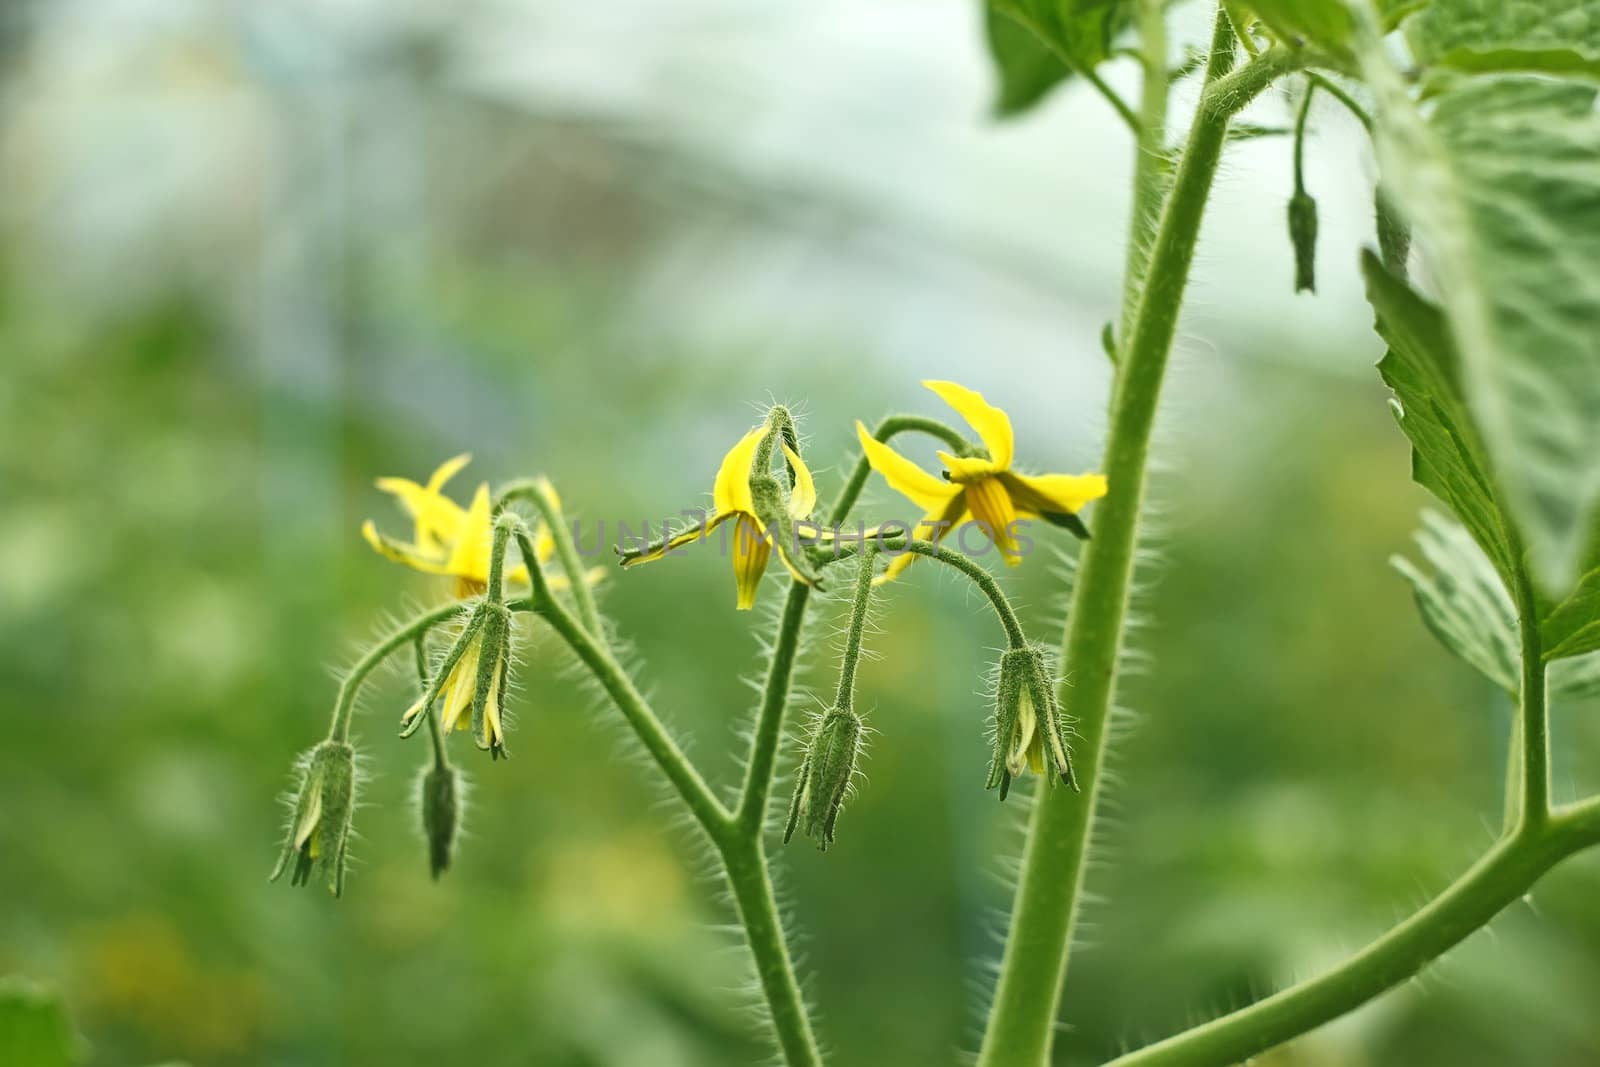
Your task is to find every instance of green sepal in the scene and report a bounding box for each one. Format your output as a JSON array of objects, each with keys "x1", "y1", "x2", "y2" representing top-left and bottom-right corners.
[{"x1": 468, "y1": 603, "x2": 513, "y2": 756}]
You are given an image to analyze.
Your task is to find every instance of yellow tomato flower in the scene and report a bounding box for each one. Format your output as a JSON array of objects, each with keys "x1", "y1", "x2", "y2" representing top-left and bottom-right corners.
[
  {"x1": 620, "y1": 425, "x2": 819, "y2": 610},
  {"x1": 856, "y1": 380, "x2": 1107, "y2": 581},
  {"x1": 362, "y1": 455, "x2": 599, "y2": 598}
]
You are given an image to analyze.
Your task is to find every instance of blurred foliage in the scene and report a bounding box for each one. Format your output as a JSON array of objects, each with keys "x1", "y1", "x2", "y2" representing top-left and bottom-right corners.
[{"x1": 3, "y1": 3, "x2": 1600, "y2": 1066}]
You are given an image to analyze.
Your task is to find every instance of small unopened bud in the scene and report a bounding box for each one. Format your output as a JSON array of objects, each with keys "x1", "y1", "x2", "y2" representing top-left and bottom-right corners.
[
  {"x1": 784, "y1": 707, "x2": 863, "y2": 851},
  {"x1": 271, "y1": 740, "x2": 357, "y2": 896},
  {"x1": 420, "y1": 762, "x2": 461, "y2": 879},
  {"x1": 986, "y1": 646, "x2": 1077, "y2": 800},
  {"x1": 1288, "y1": 189, "x2": 1319, "y2": 293}
]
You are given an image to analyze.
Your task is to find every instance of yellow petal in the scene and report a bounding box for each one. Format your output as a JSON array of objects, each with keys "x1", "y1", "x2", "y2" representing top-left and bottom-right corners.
[
  {"x1": 937, "y1": 451, "x2": 1003, "y2": 484},
  {"x1": 855, "y1": 421, "x2": 958, "y2": 512},
  {"x1": 713, "y1": 426, "x2": 768, "y2": 517},
  {"x1": 619, "y1": 511, "x2": 737, "y2": 567},
  {"x1": 444, "y1": 483, "x2": 494, "y2": 581},
  {"x1": 373, "y1": 477, "x2": 465, "y2": 554},
  {"x1": 964, "y1": 474, "x2": 1022, "y2": 564},
  {"x1": 362, "y1": 520, "x2": 454, "y2": 574},
  {"x1": 923, "y1": 380, "x2": 1013, "y2": 469},
  {"x1": 731, "y1": 514, "x2": 773, "y2": 610},
  {"x1": 439, "y1": 641, "x2": 480, "y2": 732},
  {"x1": 548, "y1": 565, "x2": 610, "y2": 590},
  {"x1": 782, "y1": 443, "x2": 817, "y2": 519},
  {"x1": 999, "y1": 470, "x2": 1108, "y2": 516},
  {"x1": 425, "y1": 453, "x2": 473, "y2": 494}
]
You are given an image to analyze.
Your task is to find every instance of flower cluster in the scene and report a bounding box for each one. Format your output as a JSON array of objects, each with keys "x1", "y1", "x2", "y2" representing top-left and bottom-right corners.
[{"x1": 273, "y1": 379, "x2": 1106, "y2": 890}]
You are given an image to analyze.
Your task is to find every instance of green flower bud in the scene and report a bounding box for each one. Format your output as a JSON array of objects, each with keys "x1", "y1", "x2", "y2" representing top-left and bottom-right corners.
[
  {"x1": 1288, "y1": 188, "x2": 1319, "y2": 293},
  {"x1": 420, "y1": 762, "x2": 461, "y2": 879},
  {"x1": 784, "y1": 707, "x2": 864, "y2": 852},
  {"x1": 400, "y1": 601, "x2": 513, "y2": 760},
  {"x1": 271, "y1": 740, "x2": 357, "y2": 896},
  {"x1": 986, "y1": 646, "x2": 1077, "y2": 800}
]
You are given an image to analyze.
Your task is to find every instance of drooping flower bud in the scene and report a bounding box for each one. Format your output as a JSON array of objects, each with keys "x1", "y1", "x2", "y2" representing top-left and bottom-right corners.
[
  {"x1": 1288, "y1": 188, "x2": 1319, "y2": 293},
  {"x1": 986, "y1": 646, "x2": 1077, "y2": 800},
  {"x1": 784, "y1": 707, "x2": 864, "y2": 851},
  {"x1": 419, "y1": 762, "x2": 462, "y2": 879},
  {"x1": 271, "y1": 740, "x2": 357, "y2": 896},
  {"x1": 400, "y1": 601, "x2": 514, "y2": 760}
]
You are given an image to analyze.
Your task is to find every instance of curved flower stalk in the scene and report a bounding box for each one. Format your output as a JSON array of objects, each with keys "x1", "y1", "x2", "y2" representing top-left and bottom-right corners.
[{"x1": 856, "y1": 380, "x2": 1106, "y2": 581}]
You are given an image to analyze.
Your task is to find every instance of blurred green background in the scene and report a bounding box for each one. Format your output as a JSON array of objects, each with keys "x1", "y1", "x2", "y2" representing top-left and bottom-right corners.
[{"x1": 2, "y1": 2, "x2": 1598, "y2": 1065}]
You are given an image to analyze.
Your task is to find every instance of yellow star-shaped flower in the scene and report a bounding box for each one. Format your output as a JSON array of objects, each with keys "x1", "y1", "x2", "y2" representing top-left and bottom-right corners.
[{"x1": 857, "y1": 381, "x2": 1106, "y2": 581}]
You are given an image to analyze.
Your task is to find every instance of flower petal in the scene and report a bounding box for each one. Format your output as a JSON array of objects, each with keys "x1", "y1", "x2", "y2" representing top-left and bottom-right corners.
[
  {"x1": 855, "y1": 421, "x2": 958, "y2": 512},
  {"x1": 999, "y1": 471, "x2": 1108, "y2": 517},
  {"x1": 362, "y1": 520, "x2": 454, "y2": 574},
  {"x1": 732, "y1": 514, "x2": 773, "y2": 610},
  {"x1": 425, "y1": 453, "x2": 473, "y2": 494},
  {"x1": 443, "y1": 483, "x2": 495, "y2": 581},
  {"x1": 938, "y1": 450, "x2": 1003, "y2": 484},
  {"x1": 782, "y1": 443, "x2": 818, "y2": 519},
  {"x1": 923, "y1": 380, "x2": 1013, "y2": 468},
  {"x1": 713, "y1": 427, "x2": 768, "y2": 517},
  {"x1": 373, "y1": 476, "x2": 465, "y2": 554}
]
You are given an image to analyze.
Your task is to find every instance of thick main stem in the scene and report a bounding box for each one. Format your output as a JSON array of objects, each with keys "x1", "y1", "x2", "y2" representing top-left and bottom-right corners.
[
  {"x1": 977, "y1": 19, "x2": 1292, "y2": 1066},
  {"x1": 1117, "y1": 0, "x2": 1170, "y2": 350}
]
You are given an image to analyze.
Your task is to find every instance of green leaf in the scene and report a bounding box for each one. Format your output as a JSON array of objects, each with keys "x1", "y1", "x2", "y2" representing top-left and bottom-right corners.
[
  {"x1": 1393, "y1": 511, "x2": 1519, "y2": 693},
  {"x1": 1407, "y1": 0, "x2": 1600, "y2": 78},
  {"x1": 1242, "y1": 0, "x2": 1356, "y2": 54},
  {"x1": 1551, "y1": 650, "x2": 1600, "y2": 700},
  {"x1": 984, "y1": 0, "x2": 1133, "y2": 118},
  {"x1": 986, "y1": 8, "x2": 1071, "y2": 117},
  {"x1": 1361, "y1": 57, "x2": 1600, "y2": 591},
  {"x1": 0, "y1": 981, "x2": 82, "y2": 1067},
  {"x1": 1541, "y1": 568, "x2": 1600, "y2": 661},
  {"x1": 1364, "y1": 252, "x2": 1515, "y2": 585}
]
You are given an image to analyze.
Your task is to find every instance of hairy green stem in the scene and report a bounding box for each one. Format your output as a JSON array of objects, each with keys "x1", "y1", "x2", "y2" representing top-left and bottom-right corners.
[
  {"x1": 976, "y1": 16, "x2": 1295, "y2": 1065},
  {"x1": 414, "y1": 635, "x2": 450, "y2": 770},
  {"x1": 498, "y1": 479, "x2": 605, "y2": 640},
  {"x1": 736, "y1": 582, "x2": 814, "y2": 834},
  {"x1": 1117, "y1": 0, "x2": 1170, "y2": 351},
  {"x1": 722, "y1": 838, "x2": 823, "y2": 1067},
  {"x1": 832, "y1": 414, "x2": 972, "y2": 526},
  {"x1": 515, "y1": 531, "x2": 728, "y2": 832},
  {"x1": 329, "y1": 602, "x2": 467, "y2": 741},
  {"x1": 1106, "y1": 805, "x2": 1600, "y2": 1067},
  {"x1": 833, "y1": 549, "x2": 878, "y2": 711}
]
